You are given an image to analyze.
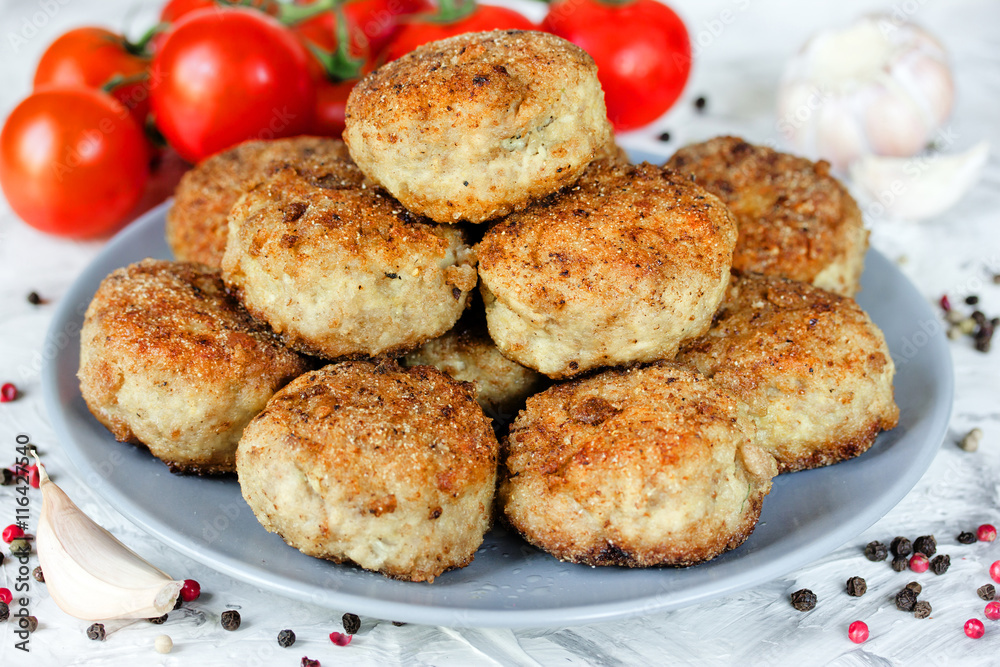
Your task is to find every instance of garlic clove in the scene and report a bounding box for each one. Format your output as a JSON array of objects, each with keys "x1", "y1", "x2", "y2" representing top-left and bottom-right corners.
[
  {"x1": 33, "y1": 455, "x2": 184, "y2": 621},
  {"x1": 849, "y1": 141, "x2": 990, "y2": 220}
]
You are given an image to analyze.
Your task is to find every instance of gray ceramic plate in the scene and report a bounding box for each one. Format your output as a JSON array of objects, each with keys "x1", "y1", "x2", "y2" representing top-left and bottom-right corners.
[{"x1": 42, "y1": 194, "x2": 953, "y2": 629}]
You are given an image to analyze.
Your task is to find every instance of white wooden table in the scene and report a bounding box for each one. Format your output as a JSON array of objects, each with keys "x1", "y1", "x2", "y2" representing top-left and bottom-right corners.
[{"x1": 1, "y1": 0, "x2": 998, "y2": 664}]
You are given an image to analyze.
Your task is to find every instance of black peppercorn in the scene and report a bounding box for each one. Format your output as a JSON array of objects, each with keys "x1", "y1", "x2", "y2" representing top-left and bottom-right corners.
[
  {"x1": 25, "y1": 615, "x2": 37, "y2": 633},
  {"x1": 342, "y1": 612, "x2": 361, "y2": 635},
  {"x1": 147, "y1": 614, "x2": 168, "y2": 624},
  {"x1": 392, "y1": 621, "x2": 406, "y2": 626},
  {"x1": 32, "y1": 566, "x2": 44, "y2": 583},
  {"x1": 0, "y1": 552, "x2": 4, "y2": 566},
  {"x1": 913, "y1": 535, "x2": 937, "y2": 558},
  {"x1": 846, "y1": 577, "x2": 867, "y2": 597},
  {"x1": 913, "y1": 600, "x2": 932, "y2": 619},
  {"x1": 958, "y1": 531, "x2": 977, "y2": 544},
  {"x1": 87, "y1": 623, "x2": 106, "y2": 641},
  {"x1": 657, "y1": 131, "x2": 671, "y2": 142},
  {"x1": 890, "y1": 537, "x2": 912, "y2": 557},
  {"x1": 278, "y1": 629, "x2": 296, "y2": 647},
  {"x1": 0, "y1": 601, "x2": 8, "y2": 623},
  {"x1": 694, "y1": 96, "x2": 707, "y2": 112},
  {"x1": 301, "y1": 658, "x2": 320, "y2": 667},
  {"x1": 790, "y1": 588, "x2": 817, "y2": 611},
  {"x1": 978, "y1": 584, "x2": 996, "y2": 601},
  {"x1": 864, "y1": 540, "x2": 888, "y2": 561},
  {"x1": 891, "y1": 555, "x2": 908, "y2": 571},
  {"x1": 930, "y1": 554, "x2": 950, "y2": 575},
  {"x1": 905, "y1": 581, "x2": 922, "y2": 595},
  {"x1": 221, "y1": 610, "x2": 241, "y2": 631},
  {"x1": 27, "y1": 291, "x2": 43, "y2": 305},
  {"x1": 1, "y1": 469, "x2": 13, "y2": 486},
  {"x1": 174, "y1": 596, "x2": 184, "y2": 610},
  {"x1": 895, "y1": 587, "x2": 918, "y2": 611},
  {"x1": 966, "y1": 295, "x2": 980, "y2": 305}
]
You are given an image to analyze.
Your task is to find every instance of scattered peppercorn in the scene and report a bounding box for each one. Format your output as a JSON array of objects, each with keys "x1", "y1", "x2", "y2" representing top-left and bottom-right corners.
[
  {"x1": 27, "y1": 291, "x2": 45, "y2": 305},
  {"x1": 978, "y1": 524, "x2": 997, "y2": 542},
  {"x1": 9, "y1": 538, "x2": 30, "y2": 556},
  {"x1": 896, "y1": 587, "x2": 918, "y2": 611},
  {"x1": 32, "y1": 567, "x2": 43, "y2": 583},
  {"x1": 221, "y1": 610, "x2": 241, "y2": 631},
  {"x1": 180, "y1": 579, "x2": 201, "y2": 602},
  {"x1": 0, "y1": 383, "x2": 17, "y2": 403},
  {"x1": 930, "y1": 554, "x2": 951, "y2": 575},
  {"x1": 329, "y1": 631, "x2": 352, "y2": 646},
  {"x1": 913, "y1": 535, "x2": 937, "y2": 558},
  {"x1": 965, "y1": 618, "x2": 985, "y2": 639},
  {"x1": 657, "y1": 131, "x2": 671, "y2": 142},
  {"x1": 978, "y1": 584, "x2": 996, "y2": 601},
  {"x1": 891, "y1": 537, "x2": 913, "y2": 557},
  {"x1": 25, "y1": 615, "x2": 37, "y2": 633},
  {"x1": 1, "y1": 469, "x2": 13, "y2": 485},
  {"x1": 910, "y1": 553, "x2": 930, "y2": 573},
  {"x1": 864, "y1": 540, "x2": 888, "y2": 561},
  {"x1": 301, "y1": 658, "x2": 320, "y2": 667},
  {"x1": 155, "y1": 634, "x2": 173, "y2": 654},
  {"x1": 940, "y1": 295, "x2": 952, "y2": 311},
  {"x1": 846, "y1": 577, "x2": 867, "y2": 597},
  {"x1": 958, "y1": 428, "x2": 981, "y2": 453},
  {"x1": 848, "y1": 620, "x2": 869, "y2": 644},
  {"x1": 0, "y1": 588, "x2": 10, "y2": 604},
  {"x1": 0, "y1": 602, "x2": 8, "y2": 623},
  {"x1": 173, "y1": 596, "x2": 184, "y2": 610},
  {"x1": 2, "y1": 524, "x2": 24, "y2": 543},
  {"x1": 148, "y1": 614, "x2": 167, "y2": 624},
  {"x1": 391, "y1": 621, "x2": 406, "y2": 626},
  {"x1": 994, "y1": 274, "x2": 1000, "y2": 285},
  {"x1": 87, "y1": 623, "x2": 106, "y2": 641},
  {"x1": 694, "y1": 96, "x2": 707, "y2": 112},
  {"x1": 790, "y1": 588, "x2": 817, "y2": 611},
  {"x1": 278, "y1": 629, "x2": 296, "y2": 648},
  {"x1": 990, "y1": 561, "x2": 1000, "y2": 583},
  {"x1": 342, "y1": 612, "x2": 361, "y2": 635},
  {"x1": 986, "y1": 601, "x2": 1000, "y2": 621},
  {"x1": 966, "y1": 295, "x2": 980, "y2": 305},
  {"x1": 0, "y1": 553, "x2": 4, "y2": 567},
  {"x1": 906, "y1": 581, "x2": 922, "y2": 595},
  {"x1": 892, "y1": 556, "x2": 908, "y2": 572},
  {"x1": 913, "y1": 601, "x2": 932, "y2": 619},
  {"x1": 958, "y1": 531, "x2": 977, "y2": 544}
]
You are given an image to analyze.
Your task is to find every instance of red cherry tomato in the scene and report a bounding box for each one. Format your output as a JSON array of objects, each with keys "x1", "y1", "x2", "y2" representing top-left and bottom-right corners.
[
  {"x1": 313, "y1": 78, "x2": 357, "y2": 138},
  {"x1": 0, "y1": 88, "x2": 149, "y2": 237},
  {"x1": 543, "y1": 0, "x2": 691, "y2": 131},
  {"x1": 383, "y1": 4, "x2": 537, "y2": 63},
  {"x1": 293, "y1": 0, "x2": 431, "y2": 60},
  {"x1": 150, "y1": 8, "x2": 316, "y2": 163},
  {"x1": 33, "y1": 27, "x2": 152, "y2": 130},
  {"x1": 160, "y1": 0, "x2": 279, "y2": 23}
]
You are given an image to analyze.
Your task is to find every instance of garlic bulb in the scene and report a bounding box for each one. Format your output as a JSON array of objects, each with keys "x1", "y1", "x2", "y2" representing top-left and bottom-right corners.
[
  {"x1": 778, "y1": 14, "x2": 954, "y2": 171},
  {"x1": 849, "y1": 141, "x2": 989, "y2": 220},
  {"x1": 34, "y1": 457, "x2": 183, "y2": 621}
]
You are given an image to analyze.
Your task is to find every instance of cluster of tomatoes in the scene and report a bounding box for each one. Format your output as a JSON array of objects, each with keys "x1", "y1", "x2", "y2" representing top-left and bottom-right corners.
[{"x1": 0, "y1": 0, "x2": 690, "y2": 238}]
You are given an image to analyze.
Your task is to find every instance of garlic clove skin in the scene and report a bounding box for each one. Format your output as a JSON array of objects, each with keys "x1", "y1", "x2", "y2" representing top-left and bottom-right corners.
[
  {"x1": 34, "y1": 456, "x2": 183, "y2": 621},
  {"x1": 849, "y1": 141, "x2": 989, "y2": 220},
  {"x1": 778, "y1": 14, "x2": 954, "y2": 171}
]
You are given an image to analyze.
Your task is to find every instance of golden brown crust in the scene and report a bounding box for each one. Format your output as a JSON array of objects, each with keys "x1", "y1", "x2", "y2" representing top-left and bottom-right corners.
[
  {"x1": 78, "y1": 259, "x2": 310, "y2": 474},
  {"x1": 478, "y1": 159, "x2": 737, "y2": 378},
  {"x1": 677, "y1": 271, "x2": 899, "y2": 473},
  {"x1": 166, "y1": 136, "x2": 352, "y2": 267},
  {"x1": 666, "y1": 136, "x2": 868, "y2": 296},
  {"x1": 345, "y1": 30, "x2": 613, "y2": 223},
  {"x1": 222, "y1": 158, "x2": 477, "y2": 359},
  {"x1": 500, "y1": 362, "x2": 776, "y2": 567},
  {"x1": 236, "y1": 360, "x2": 499, "y2": 582}
]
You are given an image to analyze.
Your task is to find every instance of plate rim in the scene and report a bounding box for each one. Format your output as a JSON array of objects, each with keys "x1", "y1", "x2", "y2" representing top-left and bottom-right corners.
[{"x1": 41, "y1": 199, "x2": 954, "y2": 628}]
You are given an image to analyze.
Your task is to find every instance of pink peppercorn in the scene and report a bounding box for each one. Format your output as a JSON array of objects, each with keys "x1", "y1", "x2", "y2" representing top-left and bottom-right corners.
[
  {"x1": 329, "y1": 631, "x2": 352, "y2": 647},
  {"x1": 0, "y1": 383, "x2": 16, "y2": 402},
  {"x1": 0, "y1": 588, "x2": 11, "y2": 604},
  {"x1": 940, "y1": 295, "x2": 952, "y2": 311},
  {"x1": 909, "y1": 553, "x2": 930, "y2": 573},
  {"x1": 990, "y1": 561, "x2": 1000, "y2": 583},
  {"x1": 965, "y1": 618, "x2": 985, "y2": 639},
  {"x1": 848, "y1": 620, "x2": 869, "y2": 644},
  {"x1": 978, "y1": 524, "x2": 997, "y2": 542},
  {"x1": 985, "y1": 602, "x2": 1000, "y2": 621},
  {"x1": 2, "y1": 525, "x2": 24, "y2": 543},
  {"x1": 180, "y1": 579, "x2": 201, "y2": 602}
]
